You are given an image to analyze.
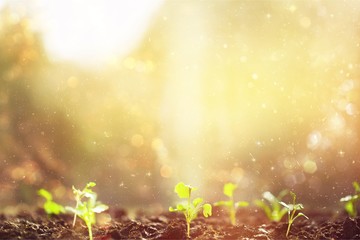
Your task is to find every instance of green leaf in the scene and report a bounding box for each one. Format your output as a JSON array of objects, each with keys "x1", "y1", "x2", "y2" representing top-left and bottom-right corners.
[
  {"x1": 235, "y1": 201, "x2": 249, "y2": 208},
  {"x1": 294, "y1": 203, "x2": 304, "y2": 210},
  {"x1": 44, "y1": 201, "x2": 65, "y2": 215},
  {"x1": 193, "y1": 198, "x2": 203, "y2": 207},
  {"x1": 278, "y1": 189, "x2": 289, "y2": 200},
  {"x1": 87, "y1": 182, "x2": 96, "y2": 188},
  {"x1": 344, "y1": 202, "x2": 355, "y2": 216},
  {"x1": 278, "y1": 208, "x2": 288, "y2": 220},
  {"x1": 214, "y1": 200, "x2": 231, "y2": 207},
  {"x1": 279, "y1": 201, "x2": 290, "y2": 210},
  {"x1": 340, "y1": 195, "x2": 354, "y2": 202},
  {"x1": 263, "y1": 191, "x2": 276, "y2": 203},
  {"x1": 203, "y1": 204, "x2": 212, "y2": 217},
  {"x1": 66, "y1": 206, "x2": 80, "y2": 215},
  {"x1": 176, "y1": 203, "x2": 186, "y2": 211},
  {"x1": 224, "y1": 183, "x2": 237, "y2": 197},
  {"x1": 169, "y1": 206, "x2": 177, "y2": 212},
  {"x1": 84, "y1": 191, "x2": 97, "y2": 200},
  {"x1": 38, "y1": 189, "x2": 52, "y2": 201},
  {"x1": 93, "y1": 204, "x2": 109, "y2": 213},
  {"x1": 293, "y1": 212, "x2": 309, "y2": 221},
  {"x1": 254, "y1": 200, "x2": 272, "y2": 220},
  {"x1": 353, "y1": 182, "x2": 360, "y2": 193},
  {"x1": 174, "y1": 182, "x2": 195, "y2": 199}
]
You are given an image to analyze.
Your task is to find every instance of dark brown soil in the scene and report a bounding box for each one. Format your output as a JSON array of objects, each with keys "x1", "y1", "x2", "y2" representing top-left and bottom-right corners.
[{"x1": 0, "y1": 207, "x2": 359, "y2": 239}]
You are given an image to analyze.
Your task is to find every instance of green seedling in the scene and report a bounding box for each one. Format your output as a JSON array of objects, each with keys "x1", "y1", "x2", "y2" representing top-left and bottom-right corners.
[
  {"x1": 340, "y1": 181, "x2": 360, "y2": 218},
  {"x1": 169, "y1": 182, "x2": 212, "y2": 238},
  {"x1": 254, "y1": 189, "x2": 289, "y2": 222},
  {"x1": 38, "y1": 188, "x2": 65, "y2": 215},
  {"x1": 280, "y1": 191, "x2": 309, "y2": 238},
  {"x1": 66, "y1": 182, "x2": 108, "y2": 240},
  {"x1": 214, "y1": 182, "x2": 249, "y2": 225}
]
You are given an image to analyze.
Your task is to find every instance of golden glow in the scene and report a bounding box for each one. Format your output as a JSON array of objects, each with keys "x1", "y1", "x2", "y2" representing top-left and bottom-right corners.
[
  {"x1": 33, "y1": 0, "x2": 163, "y2": 65},
  {"x1": 2, "y1": 1, "x2": 360, "y2": 205}
]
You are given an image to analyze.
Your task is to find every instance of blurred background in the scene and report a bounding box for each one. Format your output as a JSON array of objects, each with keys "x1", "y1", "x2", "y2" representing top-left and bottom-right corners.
[{"x1": 1, "y1": 0, "x2": 360, "y2": 212}]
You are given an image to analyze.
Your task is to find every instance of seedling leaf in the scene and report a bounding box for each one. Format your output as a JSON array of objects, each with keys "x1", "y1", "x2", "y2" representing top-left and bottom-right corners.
[
  {"x1": 93, "y1": 204, "x2": 109, "y2": 213},
  {"x1": 235, "y1": 201, "x2": 249, "y2": 208},
  {"x1": 38, "y1": 189, "x2": 65, "y2": 215},
  {"x1": 38, "y1": 189, "x2": 52, "y2": 201},
  {"x1": 263, "y1": 191, "x2": 276, "y2": 202},
  {"x1": 175, "y1": 182, "x2": 195, "y2": 199},
  {"x1": 293, "y1": 212, "x2": 309, "y2": 222},
  {"x1": 193, "y1": 198, "x2": 203, "y2": 207},
  {"x1": 203, "y1": 204, "x2": 212, "y2": 217},
  {"x1": 214, "y1": 201, "x2": 232, "y2": 207},
  {"x1": 224, "y1": 183, "x2": 237, "y2": 197}
]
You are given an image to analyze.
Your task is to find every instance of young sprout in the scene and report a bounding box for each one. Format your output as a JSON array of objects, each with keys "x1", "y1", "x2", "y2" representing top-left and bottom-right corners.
[
  {"x1": 66, "y1": 182, "x2": 109, "y2": 240},
  {"x1": 169, "y1": 182, "x2": 212, "y2": 238},
  {"x1": 280, "y1": 191, "x2": 309, "y2": 238},
  {"x1": 38, "y1": 188, "x2": 65, "y2": 215},
  {"x1": 340, "y1": 181, "x2": 360, "y2": 218},
  {"x1": 214, "y1": 182, "x2": 249, "y2": 225},
  {"x1": 254, "y1": 189, "x2": 288, "y2": 222}
]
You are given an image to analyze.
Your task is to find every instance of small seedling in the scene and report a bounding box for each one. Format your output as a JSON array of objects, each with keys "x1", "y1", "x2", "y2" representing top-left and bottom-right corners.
[
  {"x1": 66, "y1": 182, "x2": 109, "y2": 240},
  {"x1": 340, "y1": 181, "x2": 360, "y2": 218},
  {"x1": 280, "y1": 191, "x2": 309, "y2": 238},
  {"x1": 169, "y1": 182, "x2": 212, "y2": 238},
  {"x1": 254, "y1": 189, "x2": 288, "y2": 222},
  {"x1": 214, "y1": 182, "x2": 249, "y2": 225},
  {"x1": 38, "y1": 188, "x2": 65, "y2": 215}
]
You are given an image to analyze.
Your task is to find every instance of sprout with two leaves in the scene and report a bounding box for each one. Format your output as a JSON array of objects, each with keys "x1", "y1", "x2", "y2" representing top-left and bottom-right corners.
[
  {"x1": 340, "y1": 181, "x2": 360, "y2": 218},
  {"x1": 214, "y1": 182, "x2": 249, "y2": 225},
  {"x1": 169, "y1": 182, "x2": 212, "y2": 238},
  {"x1": 66, "y1": 182, "x2": 109, "y2": 240},
  {"x1": 280, "y1": 191, "x2": 309, "y2": 238},
  {"x1": 254, "y1": 189, "x2": 289, "y2": 222},
  {"x1": 38, "y1": 188, "x2": 65, "y2": 215}
]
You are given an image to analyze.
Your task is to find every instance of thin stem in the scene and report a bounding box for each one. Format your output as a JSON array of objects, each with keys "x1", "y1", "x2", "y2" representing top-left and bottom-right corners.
[
  {"x1": 87, "y1": 222, "x2": 93, "y2": 240},
  {"x1": 230, "y1": 196, "x2": 235, "y2": 225},
  {"x1": 72, "y1": 201, "x2": 78, "y2": 227},
  {"x1": 286, "y1": 209, "x2": 296, "y2": 237},
  {"x1": 186, "y1": 187, "x2": 192, "y2": 238},
  {"x1": 186, "y1": 221, "x2": 190, "y2": 238},
  {"x1": 285, "y1": 219, "x2": 291, "y2": 237}
]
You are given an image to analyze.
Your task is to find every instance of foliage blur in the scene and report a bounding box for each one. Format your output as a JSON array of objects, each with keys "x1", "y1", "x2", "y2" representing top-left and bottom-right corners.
[{"x1": 1, "y1": 1, "x2": 360, "y2": 210}]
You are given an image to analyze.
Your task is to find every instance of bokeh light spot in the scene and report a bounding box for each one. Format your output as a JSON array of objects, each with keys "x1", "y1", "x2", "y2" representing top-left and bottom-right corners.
[
  {"x1": 303, "y1": 160, "x2": 317, "y2": 174},
  {"x1": 160, "y1": 165, "x2": 172, "y2": 178}
]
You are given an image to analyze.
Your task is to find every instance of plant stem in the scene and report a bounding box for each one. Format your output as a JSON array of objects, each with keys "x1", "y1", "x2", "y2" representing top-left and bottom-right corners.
[
  {"x1": 186, "y1": 187, "x2": 191, "y2": 238},
  {"x1": 72, "y1": 201, "x2": 78, "y2": 227},
  {"x1": 230, "y1": 196, "x2": 235, "y2": 225},
  {"x1": 230, "y1": 209, "x2": 236, "y2": 225},
  {"x1": 87, "y1": 222, "x2": 93, "y2": 240},
  {"x1": 186, "y1": 221, "x2": 190, "y2": 238},
  {"x1": 285, "y1": 219, "x2": 292, "y2": 237},
  {"x1": 286, "y1": 209, "x2": 296, "y2": 237}
]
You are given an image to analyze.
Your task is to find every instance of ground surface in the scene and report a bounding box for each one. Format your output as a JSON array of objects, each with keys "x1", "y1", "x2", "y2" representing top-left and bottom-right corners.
[{"x1": 0, "y1": 207, "x2": 359, "y2": 239}]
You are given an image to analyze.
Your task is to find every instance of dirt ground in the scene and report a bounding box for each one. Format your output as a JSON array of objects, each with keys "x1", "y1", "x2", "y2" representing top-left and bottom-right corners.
[{"x1": 0, "y1": 207, "x2": 359, "y2": 239}]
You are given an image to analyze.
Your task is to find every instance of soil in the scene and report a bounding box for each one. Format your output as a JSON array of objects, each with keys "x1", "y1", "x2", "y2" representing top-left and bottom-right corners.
[{"x1": 0, "y1": 207, "x2": 359, "y2": 239}]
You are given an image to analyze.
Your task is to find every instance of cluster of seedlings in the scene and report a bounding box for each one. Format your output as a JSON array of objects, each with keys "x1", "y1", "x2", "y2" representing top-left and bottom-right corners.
[
  {"x1": 38, "y1": 180, "x2": 360, "y2": 239},
  {"x1": 38, "y1": 182, "x2": 108, "y2": 240},
  {"x1": 169, "y1": 182, "x2": 308, "y2": 238}
]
